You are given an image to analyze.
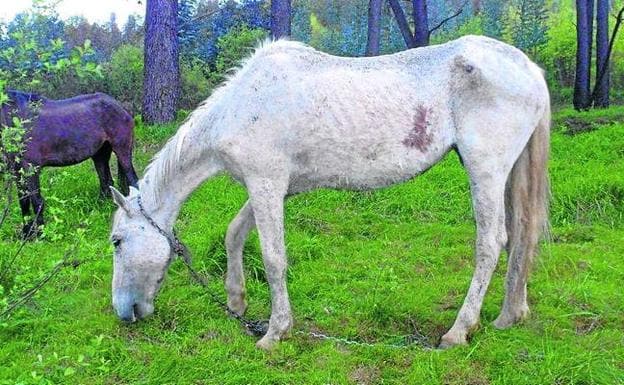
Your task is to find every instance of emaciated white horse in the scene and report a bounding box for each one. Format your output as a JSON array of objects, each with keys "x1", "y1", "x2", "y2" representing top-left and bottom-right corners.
[{"x1": 110, "y1": 35, "x2": 549, "y2": 349}]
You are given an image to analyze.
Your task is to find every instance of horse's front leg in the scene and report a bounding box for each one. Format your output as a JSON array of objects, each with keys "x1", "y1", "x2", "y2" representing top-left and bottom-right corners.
[
  {"x1": 23, "y1": 172, "x2": 44, "y2": 238},
  {"x1": 246, "y1": 177, "x2": 292, "y2": 350},
  {"x1": 225, "y1": 200, "x2": 255, "y2": 316},
  {"x1": 16, "y1": 177, "x2": 33, "y2": 235},
  {"x1": 439, "y1": 173, "x2": 507, "y2": 348}
]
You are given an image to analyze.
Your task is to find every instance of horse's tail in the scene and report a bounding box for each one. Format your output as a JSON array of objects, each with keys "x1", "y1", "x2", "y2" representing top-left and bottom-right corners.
[{"x1": 503, "y1": 102, "x2": 550, "y2": 307}]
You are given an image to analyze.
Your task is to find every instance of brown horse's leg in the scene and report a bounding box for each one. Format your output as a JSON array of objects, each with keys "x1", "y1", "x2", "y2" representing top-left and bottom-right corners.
[
  {"x1": 23, "y1": 172, "x2": 44, "y2": 239},
  {"x1": 113, "y1": 148, "x2": 138, "y2": 195},
  {"x1": 16, "y1": 178, "x2": 32, "y2": 235},
  {"x1": 92, "y1": 143, "x2": 113, "y2": 198}
]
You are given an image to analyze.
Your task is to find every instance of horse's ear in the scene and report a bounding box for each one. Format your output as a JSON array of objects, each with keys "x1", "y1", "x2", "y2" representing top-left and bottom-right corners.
[{"x1": 110, "y1": 186, "x2": 131, "y2": 214}]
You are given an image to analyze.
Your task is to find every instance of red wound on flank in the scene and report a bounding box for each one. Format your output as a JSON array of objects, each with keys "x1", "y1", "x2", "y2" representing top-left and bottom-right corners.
[{"x1": 402, "y1": 105, "x2": 433, "y2": 151}]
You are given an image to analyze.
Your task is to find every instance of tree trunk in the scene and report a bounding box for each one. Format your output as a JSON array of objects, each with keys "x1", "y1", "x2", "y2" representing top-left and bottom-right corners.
[
  {"x1": 573, "y1": 0, "x2": 593, "y2": 110},
  {"x1": 366, "y1": 0, "x2": 383, "y2": 56},
  {"x1": 388, "y1": 0, "x2": 416, "y2": 48},
  {"x1": 472, "y1": 0, "x2": 481, "y2": 15},
  {"x1": 271, "y1": 0, "x2": 291, "y2": 39},
  {"x1": 412, "y1": 0, "x2": 429, "y2": 47},
  {"x1": 142, "y1": 0, "x2": 179, "y2": 124},
  {"x1": 594, "y1": 0, "x2": 609, "y2": 108}
]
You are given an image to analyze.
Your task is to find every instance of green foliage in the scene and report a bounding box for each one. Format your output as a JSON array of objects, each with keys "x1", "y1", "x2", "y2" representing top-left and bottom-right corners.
[
  {"x1": 179, "y1": 59, "x2": 212, "y2": 110},
  {"x1": 101, "y1": 43, "x2": 213, "y2": 114},
  {"x1": 538, "y1": 4, "x2": 576, "y2": 104},
  {"x1": 0, "y1": 14, "x2": 103, "y2": 97},
  {"x1": 0, "y1": 7, "x2": 104, "y2": 327},
  {"x1": 610, "y1": 4, "x2": 624, "y2": 102},
  {"x1": 212, "y1": 25, "x2": 268, "y2": 83},
  {"x1": 506, "y1": 0, "x2": 549, "y2": 55},
  {"x1": 431, "y1": 15, "x2": 484, "y2": 44},
  {"x1": 481, "y1": 0, "x2": 508, "y2": 38},
  {"x1": 103, "y1": 44, "x2": 144, "y2": 114}
]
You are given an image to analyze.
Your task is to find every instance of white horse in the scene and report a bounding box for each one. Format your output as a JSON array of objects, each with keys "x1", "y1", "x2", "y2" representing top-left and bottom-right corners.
[{"x1": 110, "y1": 35, "x2": 550, "y2": 349}]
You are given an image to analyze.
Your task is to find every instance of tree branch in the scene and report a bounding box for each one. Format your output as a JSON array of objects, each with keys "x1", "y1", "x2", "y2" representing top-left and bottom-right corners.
[
  {"x1": 428, "y1": 1, "x2": 467, "y2": 38},
  {"x1": 178, "y1": 9, "x2": 218, "y2": 30},
  {"x1": 0, "y1": 242, "x2": 82, "y2": 319},
  {"x1": 590, "y1": 4, "x2": 624, "y2": 105},
  {"x1": 388, "y1": 0, "x2": 416, "y2": 48}
]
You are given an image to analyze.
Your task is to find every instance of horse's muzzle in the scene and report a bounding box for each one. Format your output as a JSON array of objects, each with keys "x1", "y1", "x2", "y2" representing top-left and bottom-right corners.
[{"x1": 113, "y1": 289, "x2": 154, "y2": 322}]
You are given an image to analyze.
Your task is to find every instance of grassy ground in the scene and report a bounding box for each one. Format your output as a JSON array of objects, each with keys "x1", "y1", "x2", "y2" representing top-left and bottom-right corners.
[{"x1": 1, "y1": 107, "x2": 623, "y2": 385}]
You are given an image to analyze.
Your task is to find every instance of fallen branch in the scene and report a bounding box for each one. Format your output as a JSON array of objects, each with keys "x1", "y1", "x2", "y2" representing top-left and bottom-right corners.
[
  {"x1": 0, "y1": 179, "x2": 13, "y2": 229},
  {"x1": 0, "y1": 203, "x2": 43, "y2": 284},
  {"x1": 0, "y1": 239, "x2": 82, "y2": 319}
]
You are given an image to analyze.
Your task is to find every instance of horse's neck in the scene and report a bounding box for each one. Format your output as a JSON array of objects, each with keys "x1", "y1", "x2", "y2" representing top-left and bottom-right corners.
[{"x1": 138, "y1": 129, "x2": 222, "y2": 230}]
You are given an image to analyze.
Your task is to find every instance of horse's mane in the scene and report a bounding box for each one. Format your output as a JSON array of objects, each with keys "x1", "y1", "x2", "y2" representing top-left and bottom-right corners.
[
  {"x1": 6, "y1": 89, "x2": 45, "y2": 106},
  {"x1": 140, "y1": 39, "x2": 310, "y2": 207}
]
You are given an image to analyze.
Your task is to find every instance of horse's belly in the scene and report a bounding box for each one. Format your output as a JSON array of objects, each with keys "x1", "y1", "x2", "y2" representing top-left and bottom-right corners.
[
  {"x1": 25, "y1": 129, "x2": 104, "y2": 166},
  {"x1": 289, "y1": 144, "x2": 449, "y2": 193}
]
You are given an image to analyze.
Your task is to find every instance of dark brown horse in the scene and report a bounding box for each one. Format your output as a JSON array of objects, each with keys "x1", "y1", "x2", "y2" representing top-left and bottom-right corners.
[{"x1": 0, "y1": 90, "x2": 138, "y2": 236}]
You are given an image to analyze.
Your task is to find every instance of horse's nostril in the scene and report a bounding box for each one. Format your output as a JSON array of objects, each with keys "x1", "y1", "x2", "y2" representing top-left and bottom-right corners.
[
  {"x1": 119, "y1": 309, "x2": 137, "y2": 323},
  {"x1": 116, "y1": 302, "x2": 138, "y2": 323},
  {"x1": 133, "y1": 303, "x2": 140, "y2": 319}
]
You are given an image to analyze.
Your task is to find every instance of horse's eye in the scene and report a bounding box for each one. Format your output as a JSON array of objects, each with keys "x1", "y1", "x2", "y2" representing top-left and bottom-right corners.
[{"x1": 112, "y1": 238, "x2": 121, "y2": 248}]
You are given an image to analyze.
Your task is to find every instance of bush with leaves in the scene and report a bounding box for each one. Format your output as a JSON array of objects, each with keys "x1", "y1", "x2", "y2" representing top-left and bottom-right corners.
[
  {"x1": 0, "y1": 8, "x2": 102, "y2": 319},
  {"x1": 0, "y1": 11, "x2": 103, "y2": 98},
  {"x1": 179, "y1": 59, "x2": 212, "y2": 110},
  {"x1": 211, "y1": 26, "x2": 268, "y2": 84},
  {"x1": 103, "y1": 44, "x2": 144, "y2": 115}
]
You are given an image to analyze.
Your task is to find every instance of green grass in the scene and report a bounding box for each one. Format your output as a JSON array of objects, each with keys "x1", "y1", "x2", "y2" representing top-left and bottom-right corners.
[{"x1": 1, "y1": 107, "x2": 624, "y2": 385}]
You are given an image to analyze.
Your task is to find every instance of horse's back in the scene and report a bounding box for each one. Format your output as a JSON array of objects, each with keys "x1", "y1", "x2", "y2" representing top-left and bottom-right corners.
[
  {"x1": 24, "y1": 93, "x2": 134, "y2": 167},
  {"x1": 208, "y1": 37, "x2": 548, "y2": 192}
]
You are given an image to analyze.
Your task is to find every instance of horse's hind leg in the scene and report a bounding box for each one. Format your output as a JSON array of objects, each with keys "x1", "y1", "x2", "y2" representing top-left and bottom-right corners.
[
  {"x1": 246, "y1": 177, "x2": 292, "y2": 350},
  {"x1": 113, "y1": 147, "x2": 138, "y2": 195},
  {"x1": 92, "y1": 143, "x2": 113, "y2": 198},
  {"x1": 225, "y1": 200, "x2": 255, "y2": 316},
  {"x1": 439, "y1": 161, "x2": 510, "y2": 348}
]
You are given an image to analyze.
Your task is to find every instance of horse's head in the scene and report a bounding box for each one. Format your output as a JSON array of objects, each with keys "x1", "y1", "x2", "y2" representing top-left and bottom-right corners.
[
  {"x1": 109, "y1": 186, "x2": 172, "y2": 322},
  {"x1": 1, "y1": 90, "x2": 44, "y2": 130}
]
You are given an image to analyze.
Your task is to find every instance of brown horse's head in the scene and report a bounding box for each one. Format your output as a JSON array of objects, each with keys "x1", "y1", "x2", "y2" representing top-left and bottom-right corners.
[{"x1": 1, "y1": 90, "x2": 44, "y2": 128}]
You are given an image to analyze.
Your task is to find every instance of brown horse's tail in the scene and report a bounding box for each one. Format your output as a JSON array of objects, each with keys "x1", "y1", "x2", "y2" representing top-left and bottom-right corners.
[{"x1": 501, "y1": 102, "x2": 550, "y2": 317}]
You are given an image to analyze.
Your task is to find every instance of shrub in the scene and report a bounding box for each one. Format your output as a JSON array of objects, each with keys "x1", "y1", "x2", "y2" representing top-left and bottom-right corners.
[
  {"x1": 211, "y1": 26, "x2": 268, "y2": 84},
  {"x1": 538, "y1": 4, "x2": 576, "y2": 101},
  {"x1": 179, "y1": 58, "x2": 211, "y2": 110},
  {"x1": 103, "y1": 44, "x2": 143, "y2": 115}
]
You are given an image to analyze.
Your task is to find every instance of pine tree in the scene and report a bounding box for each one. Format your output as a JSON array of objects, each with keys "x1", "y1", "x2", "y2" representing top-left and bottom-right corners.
[
  {"x1": 142, "y1": 0, "x2": 179, "y2": 124},
  {"x1": 178, "y1": 0, "x2": 199, "y2": 58},
  {"x1": 510, "y1": 0, "x2": 548, "y2": 55}
]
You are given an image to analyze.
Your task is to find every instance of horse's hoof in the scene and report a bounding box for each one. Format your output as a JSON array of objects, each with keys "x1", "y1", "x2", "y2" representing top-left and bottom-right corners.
[
  {"x1": 438, "y1": 331, "x2": 468, "y2": 349},
  {"x1": 21, "y1": 223, "x2": 41, "y2": 240},
  {"x1": 256, "y1": 336, "x2": 278, "y2": 350},
  {"x1": 493, "y1": 307, "x2": 530, "y2": 329}
]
